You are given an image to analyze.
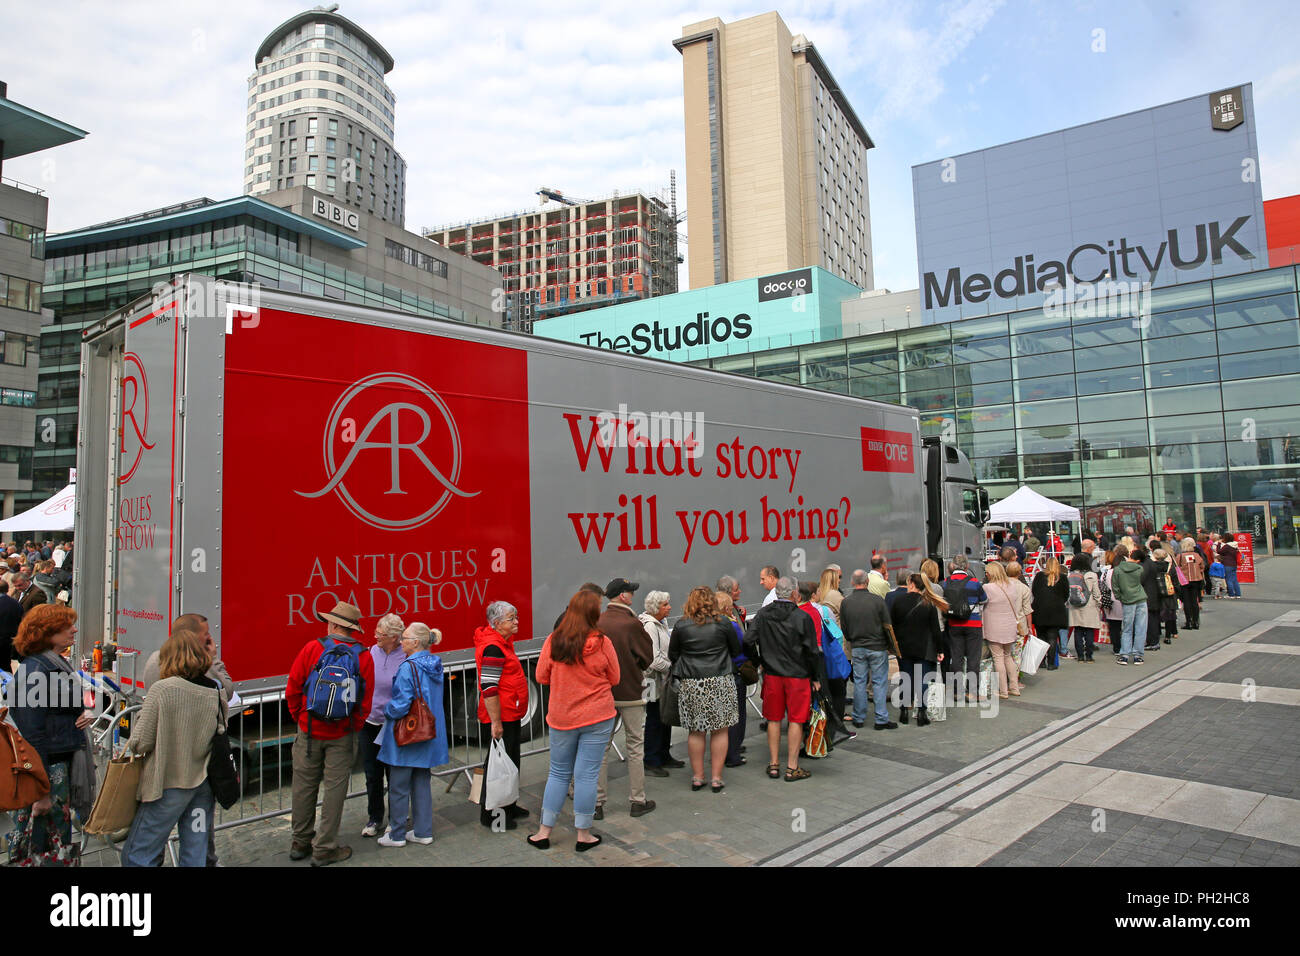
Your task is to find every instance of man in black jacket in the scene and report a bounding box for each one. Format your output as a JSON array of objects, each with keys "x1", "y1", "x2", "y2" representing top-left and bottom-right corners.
[
  {"x1": 1140, "y1": 550, "x2": 1163, "y2": 652},
  {"x1": 744, "y1": 577, "x2": 822, "y2": 781},
  {"x1": 840, "y1": 570, "x2": 896, "y2": 730},
  {"x1": 0, "y1": 581, "x2": 21, "y2": 672}
]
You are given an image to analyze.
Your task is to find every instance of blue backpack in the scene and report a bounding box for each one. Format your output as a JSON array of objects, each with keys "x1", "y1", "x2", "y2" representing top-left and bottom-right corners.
[{"x1": 304, "y1": 639, "x2": 365, "y2": 732}]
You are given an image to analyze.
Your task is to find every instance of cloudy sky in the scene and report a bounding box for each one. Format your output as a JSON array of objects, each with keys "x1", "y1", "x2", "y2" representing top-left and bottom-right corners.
[{"x1": 5, "y1": 0, "x2": 1299, "y2": 291}]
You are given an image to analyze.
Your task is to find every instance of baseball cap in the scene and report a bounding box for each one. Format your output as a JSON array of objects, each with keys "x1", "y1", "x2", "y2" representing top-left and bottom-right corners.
[{"x1": 604, "y1": 577, "x2": 639, "y2": 598}]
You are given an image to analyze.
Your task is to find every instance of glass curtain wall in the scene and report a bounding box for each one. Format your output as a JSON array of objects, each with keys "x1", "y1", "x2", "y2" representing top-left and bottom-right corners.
[{"x1": 698, "y1": 264, "x2": 1300, "y2": 553}]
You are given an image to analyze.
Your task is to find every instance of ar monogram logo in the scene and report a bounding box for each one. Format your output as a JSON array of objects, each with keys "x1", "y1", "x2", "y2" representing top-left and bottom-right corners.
[
  {"x1": 119, "y1": 352, "x2": 156, "y2": 485},
  {"x1": 297, "y1": 373, "x2": 479, "y2": 530}
]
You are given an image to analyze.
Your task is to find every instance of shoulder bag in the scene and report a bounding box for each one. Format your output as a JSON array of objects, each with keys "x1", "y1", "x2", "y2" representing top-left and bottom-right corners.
[
  {"x1": 394, "y1": 661, "x2": 437, "y2": 746},
  {"x1": 999, "y1": 585, "x2": 1029, "y2": 638},
  {"x1": 207, "y1": 689, "x2": 241, "y2": 810},
  {"x1": 0, "y1": 707, "x2": 49, "y2": 812},
  {"x1": 659, "y1": 663, "x2": 682, "y2": 726}
]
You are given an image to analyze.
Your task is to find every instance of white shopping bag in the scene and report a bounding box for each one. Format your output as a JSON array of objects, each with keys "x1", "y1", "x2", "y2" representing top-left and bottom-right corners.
[
  {"x1": 483, "y1": 738, "x2": 519, "y2": 811},
  {"x1": 923, "y1": 679, "x2": 947, "y2": 721},
  {"x1": 1020, "y1": 634, "x2": 1050, "y2": 676},
  {"x1": 978, "y1": 659, "x2": 997, "y2": 699}
]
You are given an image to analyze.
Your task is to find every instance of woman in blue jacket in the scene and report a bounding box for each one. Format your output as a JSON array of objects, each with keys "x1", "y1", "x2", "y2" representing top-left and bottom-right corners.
[{"x1": 375, "y1": 623, "x2": 449, "y2": 848}]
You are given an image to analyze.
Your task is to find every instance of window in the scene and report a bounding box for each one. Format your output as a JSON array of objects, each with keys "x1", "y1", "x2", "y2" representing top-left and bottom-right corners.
[
  {"x1": 326, "y1": 157, "x2": 336, "y2": 172},
  {"x1": 288, "y1": 120, "x2": 296, "y2": 135},
  {"x1": 0, "y1": 274, "x2": 41, "y2": 312},
  {"x1": 288, "y1": 157, "x2": 297, "y2": 173},
  {"x1": 0, "y1": 388, "x2": 36, "y2": 407},
  {"x1": 289, "y1": 139, "x2": 297, "y2": 154},
  {"x1": 278, "y1": 160, "x2": 284, "y2": 174},
  {"x1": 308, "y1": 156, "x2": 319, "y2": 171},
  {"x1": 306, "y1": 174, "x2": 316, "y2": 188},
  {"x1": 308, "y1": 117, "x2": 318, "y2": 134},
  {"x1": 305, "y1": 136, "x2": 315, "y2": 151},
  {"x1": 286, "y1": 177, "x2": 295, "y2": 188},
  {"x1": 326, "y1": 138, "x2": 336, "y2": 154},
  {"x1": 1, "y1": 218, "x2": 45, "y2": 258},
  {"x1": 328, "y1": 118, "x2": 337, "y2": 134},
  {"x1": 326, "y1": 175, "x2": 336, "y2": 192}
]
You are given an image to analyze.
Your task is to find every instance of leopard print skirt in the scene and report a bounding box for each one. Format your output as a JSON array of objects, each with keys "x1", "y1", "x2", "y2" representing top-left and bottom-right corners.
[{"x1": 677, "y1": 675, "x2": 739, "y2": 732}]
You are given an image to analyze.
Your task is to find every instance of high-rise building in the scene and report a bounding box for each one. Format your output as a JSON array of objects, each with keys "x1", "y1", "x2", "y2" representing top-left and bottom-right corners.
[
  {"x1": 675, "y1": 11, "x2": 873, "y2": 291},
  {"x1": 244, "y1": 5, "x2": 408, "y2": 227},
  {"x1": 0, "y1": 81, "x2": 86, "y2": 517},
  {"x1": 424, "y1": 186, "x2": 679, "y2": 331}
]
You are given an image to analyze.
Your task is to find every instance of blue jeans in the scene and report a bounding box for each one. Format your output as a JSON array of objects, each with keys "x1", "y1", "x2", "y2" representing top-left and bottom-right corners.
[
  {"x1": 387, "y1": 766, "x2": 432, "y2": 841},
  {"x1": 543, "y1": 717, "x2": 615, "y2": 830},
  {"x1": 121, "y1": 782, "x2": 214, "y2": 867},
  {"x1": 1055, "y1": 627, "x2": 1072, "y2": 656},
  {"x1": 851, "y1": 647, "x2": 891, "y2": 724},
  {"x1": 1120, "y1": 602, "x2": 1147, "y2": 660},
  {"x1": 1225, "y1": 568, "x2": 1241, "y2": 597}
]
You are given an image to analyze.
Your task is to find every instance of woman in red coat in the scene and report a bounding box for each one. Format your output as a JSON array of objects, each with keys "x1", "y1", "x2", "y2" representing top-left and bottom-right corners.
[{"x1": 474, "y1": 601, "x2": 530, "y2": 829}]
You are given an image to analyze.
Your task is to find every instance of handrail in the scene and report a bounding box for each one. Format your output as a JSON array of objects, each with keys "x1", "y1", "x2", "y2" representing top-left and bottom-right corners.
[{"x1": 0, "y1": 176, "x2": 45, "y2": 196}]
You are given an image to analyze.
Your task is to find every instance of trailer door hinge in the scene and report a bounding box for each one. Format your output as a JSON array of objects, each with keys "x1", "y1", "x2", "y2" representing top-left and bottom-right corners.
[{"x1": 175, "y1": 481, "x2": 184, "y2": 503}]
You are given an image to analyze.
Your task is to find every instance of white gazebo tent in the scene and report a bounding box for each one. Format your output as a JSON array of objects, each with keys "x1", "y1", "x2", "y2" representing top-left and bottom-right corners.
[
  {"x1": 988, "y1": 485, "x2": 1081, "y2": 576},
  {"x1": 0, "y1": 483, "x2": 75, "y2": 533},
  {"x1": 988, "y1": 485, "x2": 1080, "y2": 524}
]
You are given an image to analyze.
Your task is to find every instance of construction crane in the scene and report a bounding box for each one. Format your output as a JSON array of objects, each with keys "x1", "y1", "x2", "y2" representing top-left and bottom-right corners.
[{"x1": 537, "y1": 186, "x2": 589, "y2": 206}]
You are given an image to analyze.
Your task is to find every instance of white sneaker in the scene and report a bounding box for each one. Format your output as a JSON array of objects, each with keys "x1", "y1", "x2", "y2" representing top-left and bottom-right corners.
[
  {"x1": 361, "y1": 821, "x2": 379, "y2": 838},
  {"x1": 377, "y1": 834, "x2": 407, "y2": 848},
  {"x1": 408, "y1": 835, "x2": 433, "y2": 845}
]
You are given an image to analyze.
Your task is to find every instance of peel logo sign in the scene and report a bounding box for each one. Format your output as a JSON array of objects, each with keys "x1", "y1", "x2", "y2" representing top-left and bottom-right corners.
[
  {"x1": 297, "y1": 373, "x2": 480, "y2": 530},
  {"x1": 1210, "y1": 87, "x2": 1244, "y2": 131},
  {"x1": 119, "y1": 351, "x2": 156, "y2": 485}
]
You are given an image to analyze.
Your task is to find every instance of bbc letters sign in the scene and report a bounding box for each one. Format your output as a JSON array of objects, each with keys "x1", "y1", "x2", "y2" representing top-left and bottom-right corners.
[
  {"x1": 758, "y1": 268, "x2": 812, "y2": 302},
  {"x1": 311, "y1": 196, "x2": 360, "y2": 232},
  {"x1": 913, "y1": 86, "x2": 1267, "y2": 321}
]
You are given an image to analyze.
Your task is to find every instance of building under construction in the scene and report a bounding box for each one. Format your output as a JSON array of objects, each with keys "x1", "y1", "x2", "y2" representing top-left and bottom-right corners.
[{"x1": 423, "y1": 182, "x2": 680, "y2": 331}]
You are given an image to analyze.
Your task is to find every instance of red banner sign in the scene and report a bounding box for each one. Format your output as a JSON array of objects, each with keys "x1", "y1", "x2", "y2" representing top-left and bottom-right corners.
[{"x1": 1233, "y1": 532, "x2": 1255, "y2": 584}]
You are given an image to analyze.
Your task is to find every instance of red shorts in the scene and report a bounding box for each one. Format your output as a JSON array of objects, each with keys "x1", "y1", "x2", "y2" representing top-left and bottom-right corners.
[{"x1": 761, "y1": 675, "x2": 812, "y2": 723}]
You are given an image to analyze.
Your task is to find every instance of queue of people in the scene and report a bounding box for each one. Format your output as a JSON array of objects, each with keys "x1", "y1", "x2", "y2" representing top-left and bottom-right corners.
[{"x1": 3, "y1": 522, "x2": 1236, "y2": 867}]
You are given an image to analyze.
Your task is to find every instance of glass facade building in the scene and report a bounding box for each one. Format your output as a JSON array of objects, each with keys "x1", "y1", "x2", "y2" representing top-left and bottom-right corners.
[{"x1": 691, "y1": 264, "x2": 1300, "y2": 555}]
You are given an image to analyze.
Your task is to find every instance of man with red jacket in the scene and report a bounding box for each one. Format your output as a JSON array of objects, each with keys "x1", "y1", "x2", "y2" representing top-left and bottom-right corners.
[
  {"x1": 286, "y1": 601, "x2": 374, "y2": 866},
  {"x1": 474, "y1": 600, "x2": 530, "y2": 830}
]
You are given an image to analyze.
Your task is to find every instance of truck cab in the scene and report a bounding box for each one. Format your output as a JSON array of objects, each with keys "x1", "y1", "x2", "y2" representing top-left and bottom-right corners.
[{"x1": 922, "y1": 437, "x2": 989, "y2": 575}]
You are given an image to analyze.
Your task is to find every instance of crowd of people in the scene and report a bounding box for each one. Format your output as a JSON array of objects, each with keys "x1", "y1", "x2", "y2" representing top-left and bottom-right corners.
[
  {"x1": 1, "y1": 523, "x2": 1246, "y2": 866},
  {"x1": 0, "y1": 539, "x2": 73, "y2": 674}
]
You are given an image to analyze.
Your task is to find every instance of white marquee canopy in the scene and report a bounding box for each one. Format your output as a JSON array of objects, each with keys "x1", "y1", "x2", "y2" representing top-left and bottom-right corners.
[
  {"x1": 988, "y1": 485, "x2": 1081, "y2": 524},
  {"x1": 0, "y1": 483, "x2": 75, "y2": 532}
]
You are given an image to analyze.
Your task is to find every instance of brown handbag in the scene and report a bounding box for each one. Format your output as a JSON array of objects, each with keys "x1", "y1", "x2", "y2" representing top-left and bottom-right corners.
[
  {"x1": 393, "y1": 661, "x2": 436, "y2": 746},
  {"x1": 0, "y1": 709, "x2": 50, "y2": 812}
]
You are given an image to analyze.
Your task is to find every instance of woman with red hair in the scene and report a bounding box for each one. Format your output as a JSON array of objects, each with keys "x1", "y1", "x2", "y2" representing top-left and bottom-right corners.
[
  {"x1": 7, "y1": 605, "x2": 94, "y2": 866},
  {"x1": 527, "y1": 590, "x2": 619, "y2": 852}
]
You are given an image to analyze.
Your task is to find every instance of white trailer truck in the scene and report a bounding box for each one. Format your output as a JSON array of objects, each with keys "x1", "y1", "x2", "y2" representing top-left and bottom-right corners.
[{"x1": 75, "y1": 275, "x2": 988, "y2": 704}]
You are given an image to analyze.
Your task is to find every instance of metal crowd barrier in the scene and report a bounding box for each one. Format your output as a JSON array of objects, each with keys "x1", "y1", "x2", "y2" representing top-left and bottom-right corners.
[{"x1": 211, "y1": 642, "x2": 553, "y2": 835}]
